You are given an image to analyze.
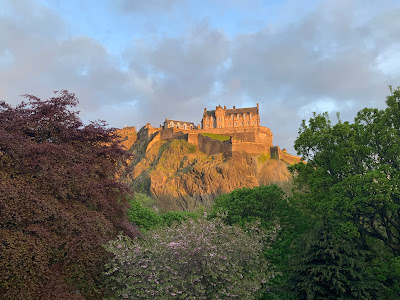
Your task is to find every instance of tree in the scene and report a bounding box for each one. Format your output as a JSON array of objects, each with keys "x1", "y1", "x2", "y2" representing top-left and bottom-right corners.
[
  {"x1": 0, "y1": 91, "x2": 139, "y2": 299},
  {"x1": 290, "y1": 87, "x2": 400, "y2": 297},
  {"x1": 211, "y1": 185, "x2": 285, "y2": 228},
  {"x1": 104, "y1": 217, "x2": 269, "y2": 299},
  {"x1": 290, "y1": 221, "x2": 377, "y2": 299}
]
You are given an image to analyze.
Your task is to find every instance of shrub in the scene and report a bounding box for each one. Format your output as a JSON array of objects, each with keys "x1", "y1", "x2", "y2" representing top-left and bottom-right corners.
[{"x1": 104, "y1": 217, "x2": 270, "y2": 299}]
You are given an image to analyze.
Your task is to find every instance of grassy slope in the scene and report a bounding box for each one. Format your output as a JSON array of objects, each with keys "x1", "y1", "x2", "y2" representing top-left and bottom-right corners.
[{"x1": 200, "y1": 132, "x2": 231, "y2": 142}]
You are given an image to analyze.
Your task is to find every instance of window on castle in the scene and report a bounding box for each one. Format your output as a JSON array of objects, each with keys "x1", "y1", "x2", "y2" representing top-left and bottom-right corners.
[
  {"x1": 253, "y1": 121, "x2": 256, "y2": 125},
  {"x1": 170, "y1": 122, "x2": 174, "y2": 127},
  {"x1": 244, "y1": 114, "x2": 246, "y2": 119},
  {"x1": 241, "y1": 122, "x2": 243, "y2": 126},
  {"x1": 237, "y1": 114, "x2": 240, "y2": 119},
  {"x1": 183, "y1": 124, "x2": 187, "y2": 129},
  {"x1": 250, "y1": 113, "x2": 252, "y2": 118},
  {"x1": 206, "y1": 125, "x2": 209, "y2": 128},
  {"x1": 231, "y1": 114, "x2": 233, "y2": 120},
  {"x1": 229, "y1": 123, "x2": 231, "y2": 126},
  {"x1": 247, "y1": 122, "x2": 249, "y2": 126},
  {"x1": 234, "y1": 122, "x2": 237, "y2": 126}
]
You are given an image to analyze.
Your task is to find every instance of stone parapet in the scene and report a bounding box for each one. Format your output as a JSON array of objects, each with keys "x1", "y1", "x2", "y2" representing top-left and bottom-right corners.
[{"x1": 198, "y1": 134, "x2": 232, "y2": 156}]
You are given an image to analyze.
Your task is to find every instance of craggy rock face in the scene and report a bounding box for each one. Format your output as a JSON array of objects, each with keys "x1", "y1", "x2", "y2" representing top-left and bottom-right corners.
[{"x1": 122, "y1": 137, "x2": 293, "y2": 211}]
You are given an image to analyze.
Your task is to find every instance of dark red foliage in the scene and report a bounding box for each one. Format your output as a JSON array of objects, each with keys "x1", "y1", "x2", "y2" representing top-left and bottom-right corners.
[{"x1": 0, "y1": 91, "x2": 139, "y2": 299}]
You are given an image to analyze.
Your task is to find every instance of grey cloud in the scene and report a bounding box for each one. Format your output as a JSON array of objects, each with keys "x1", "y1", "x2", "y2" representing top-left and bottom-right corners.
[
  {"x1": 115, "y1": 0, "x2": 181, "y2": 14},
  {"x1": 0, "y1": 0, "x2": 148, "y2": 129},
  {"x1": 123, "y1": 21, "x2": 229, "y2": 125}
]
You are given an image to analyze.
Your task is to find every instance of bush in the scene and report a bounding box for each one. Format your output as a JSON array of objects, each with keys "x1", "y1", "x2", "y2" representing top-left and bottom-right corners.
[{"x1": 104, "y1": 217, "x2": 270, "y2": 299}]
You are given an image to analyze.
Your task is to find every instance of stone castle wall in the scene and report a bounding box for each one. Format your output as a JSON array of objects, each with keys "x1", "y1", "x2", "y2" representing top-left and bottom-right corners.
[
  {"x1": 125, "y1": 104, "x2": 301, "y2": 164},
  {"x1": 231, "y1": 140, "x2": 268, "y2": 155},
  {"x1": 198, "y1": 134, "x2": 232, "y2": 156},
  {"x1": 117, "y1": 126, "x2": 137, "y2": 149},
  {"x1": 270, "y1": 146, "x2": 303, "y2": 165}
]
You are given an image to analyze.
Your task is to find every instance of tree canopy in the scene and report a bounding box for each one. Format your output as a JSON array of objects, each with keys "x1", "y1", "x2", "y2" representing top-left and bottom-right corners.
[
  {"x1": 289, "y1": 87, "x2": 400, "y2": 298},
  {"x1": 292, "y1": 87, "x2": 400, "y2": 256},
  {"x1": 0, "y1": 91, "x2": 139, "y2": 299}
]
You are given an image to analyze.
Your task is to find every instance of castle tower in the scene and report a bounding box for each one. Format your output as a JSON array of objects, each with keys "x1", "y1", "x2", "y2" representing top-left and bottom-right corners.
[{"x1": 215, "y1": 105, "x2": 225, "y2": 128}]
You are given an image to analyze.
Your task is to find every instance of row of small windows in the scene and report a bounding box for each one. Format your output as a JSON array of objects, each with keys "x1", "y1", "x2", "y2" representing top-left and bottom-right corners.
[
  {"x1": 205, "y1": 121, "x2": 257, "y2": 128},
  {"x1": 206, "y1": 113, "x2": 254, "y2": 122},
  {"x1": 169, "y1": 122, "x2": 193, "y2": 129}
]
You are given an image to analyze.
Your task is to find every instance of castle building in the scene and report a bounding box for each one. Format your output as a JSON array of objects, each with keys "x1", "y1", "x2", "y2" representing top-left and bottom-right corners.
[
  {"x1": 163, "y1": 119, "x2": 196, "y2": 130},
  {"x1": 201, "y1": 104, "x2": 260, "y2": 129}
]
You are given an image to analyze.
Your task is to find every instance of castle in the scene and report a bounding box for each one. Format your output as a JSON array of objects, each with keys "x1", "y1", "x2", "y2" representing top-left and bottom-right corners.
[{"x1": 119, "y1": 104, "x2": 301, "y2": 164}]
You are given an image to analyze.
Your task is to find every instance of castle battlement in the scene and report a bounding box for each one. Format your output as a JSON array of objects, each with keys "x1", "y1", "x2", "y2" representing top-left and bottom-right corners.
[{"x1": 119, "y1": 104, "x2": 301, "y2": 164}]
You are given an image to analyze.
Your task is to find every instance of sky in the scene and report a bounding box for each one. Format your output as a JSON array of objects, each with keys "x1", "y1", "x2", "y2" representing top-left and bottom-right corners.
[{"x1": 1, "y1": 0, "x2": 400, "y2": 154}]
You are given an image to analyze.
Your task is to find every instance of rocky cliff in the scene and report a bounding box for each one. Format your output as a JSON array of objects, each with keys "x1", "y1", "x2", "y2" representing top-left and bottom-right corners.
[{"x1": 121, "y1": 133, "x2": 293, "y2": 212}]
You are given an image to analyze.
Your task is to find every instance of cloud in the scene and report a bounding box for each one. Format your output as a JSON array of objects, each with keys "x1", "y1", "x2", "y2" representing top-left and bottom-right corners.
[
  {"x1": 114, "y1": 0, "x2": 181, "y2": 14},
  {"x1": 0, "y1": 0, "x2": 142, "y2": 123},
  {"x1": 123, "y1": 21, "x2": 230, "y2": 123},
  {"x1": 1, "y1": 0, "x2": 400, "y2": 154}
]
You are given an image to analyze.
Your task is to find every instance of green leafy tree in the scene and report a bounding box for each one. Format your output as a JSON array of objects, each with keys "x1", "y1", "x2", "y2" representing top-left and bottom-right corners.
[
  {"x1": 211, "y1": 185, "x2": 285, "y2": 228},
  {"x1": 127, "y1": 199, "x2": 162, "y2": 230},
  {"x1": 290, "y1": 221, "x2": 377, "y2": 300},
  {"x1": 127, "y1": 197, "x2": 198, "y2": 230},
  {"x1": 290, "y1": 87, "x2": 400, "y2": 297}
]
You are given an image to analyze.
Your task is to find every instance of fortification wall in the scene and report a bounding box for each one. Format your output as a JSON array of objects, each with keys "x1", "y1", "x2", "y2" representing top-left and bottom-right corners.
[
  {"x1": 231, "y1": 140, "x2": 268, "y2": 155},
  {"x1": 270, "y1": 146, "x2": 302, "y2": 165},
  {"x1": 195, "y1": 126, "x2": 273, "y2": 145},
  {"x1": 117, "y1": 127, "x2": 137, "y2": 149},
  {"x1": 198, "y1": 134, "x2": 232, "y2": 156},
  {"x1": 139, "y1": 124, "x2": 275, "y2": 157},
  {"x1": 187, "y1": 132, "x2": 199, "y2": 146},
  {"x1": 160, "y1": 127, "x2": 174, "y2": 139}
]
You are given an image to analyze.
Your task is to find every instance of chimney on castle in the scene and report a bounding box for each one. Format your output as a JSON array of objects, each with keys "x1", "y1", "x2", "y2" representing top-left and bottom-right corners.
[
  {"x1": 233, "y1": 106, "x2": 236, "y2": 109},
  {"x1": 257, "y1": 103, "x2": 259, "y2": 110},
  {"x1": 204, "y1": 108, "x2": 207, "y2": 112},
  {"x1": 224, "y1": 105, "x2": 226, "y2": 109}
]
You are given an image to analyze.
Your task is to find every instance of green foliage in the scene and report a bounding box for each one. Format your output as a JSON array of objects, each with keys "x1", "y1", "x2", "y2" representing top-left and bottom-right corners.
[
  {"x1": 160, "y1": 211, "x2": 198, "y2": 226},
  {"x1": 289, "y1": 87, "x2": 400, "y2": 298},
  {"x1": 201, "y1": 132, "x2": 231, "y2": 141},
  {"x1": 133, "y1": 192, "x2": 155, "y2": 207},
  {"x1": 127, "y1": 198, "x2": 198, "y2": 230},
  {"x1": 104, "y1": 217, "x2": 269, "y2": 299},
  {"x1": 211, "y1": 185, "x2": 285, "y2": 228},
  {"x1": 127, "y1": 199, "x2": 162, "y2": 230},
  {"x1": 289, "y1": 221, "x2": 378, "y2": 299},
  {"x1": 263, "y1": 194, "x2": 316, "y2": 299}
]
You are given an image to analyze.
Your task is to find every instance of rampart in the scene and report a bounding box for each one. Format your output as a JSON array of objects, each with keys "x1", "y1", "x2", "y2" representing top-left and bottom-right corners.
[
  {"x1": 117, "y1": 126, "x2": 137, "y2": 149},
  {"x1": 194, "y1": 126, "x2": 273, "y2": 146},
  {"x1": 231, "y1": 139, "x2": 268, "y2": 155},
  {"x1": 132, "y1": 120, "x2": 301, "y2": 164},
  {"x1": 198, "y1": 134, "x2": 232, "y2": 156},
  {"x1": 270, "y1": 146, "x2": 303, "y2": 165}
]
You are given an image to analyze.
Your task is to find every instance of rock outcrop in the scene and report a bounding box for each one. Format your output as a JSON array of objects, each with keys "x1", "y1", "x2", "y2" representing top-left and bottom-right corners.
[{"x1": 121, "y1": 133, "x2": 294, "y2": 212}]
